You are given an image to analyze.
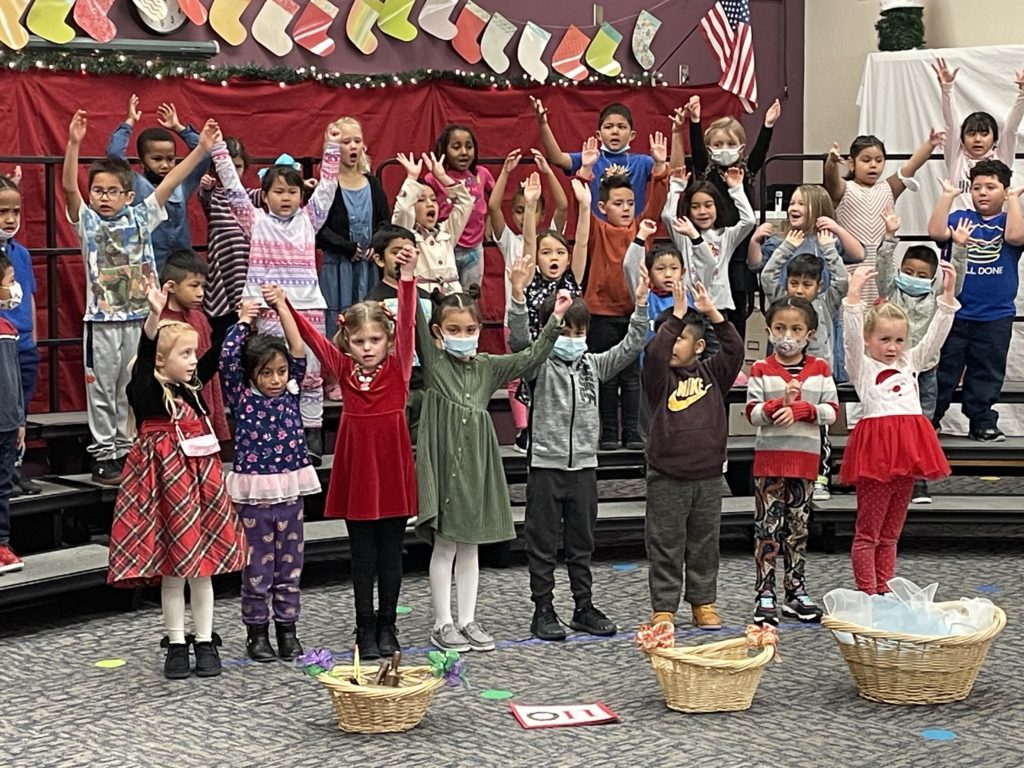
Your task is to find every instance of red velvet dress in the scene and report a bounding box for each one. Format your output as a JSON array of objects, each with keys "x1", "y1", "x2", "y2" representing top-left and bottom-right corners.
[{"x1": 290, "y1": 279, "x2": 417, "y2": 520}]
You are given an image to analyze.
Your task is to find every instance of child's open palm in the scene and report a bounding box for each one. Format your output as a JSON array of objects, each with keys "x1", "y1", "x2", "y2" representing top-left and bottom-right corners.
[
  {"x1": 501, "y1": 149, "x2": 522, "y2": 175},
  {"x1": 724, "y1": 166, "x2": 744, "y2": 188},
  {"x1": 649, "y1": 131, "x2": 668, "y2": 163},
  {"x1": 932, "y1": 57, "x2": 959, "y2": 84},
  {"x1": 198, "y1": 120, "x2": 221, "y2": 152},
  {"x1": 523, "y1": 172, "x2": 542, "y2": 205},
  {"x1": 396, "y1": 152, "x2": 422, "y2": 179},
  {"x1": 881, "y1": 206, "x2": 901, "y2": 235},
  {"x1": 156, "y1": 103, "x2": 183, "y2": 132},
  {"x1": 570, "y1": 178, "x2": 591, "y2": 207},
  {"x1": 422, "y1": 152, "x2": 451, "y2": 184},
  {"x1": 817, "y1": 228, "x2": 837, "y2": 247},
  {"x1": 669, "y1": 105, "x2": 689, "y2": 131},
  {"x1": 929, "y1": 128, "x2": 946, "y2": 148},
  {"x1": 635, "y1": 263, "x2": 650, "y2": 303},
  {"x1": 529, "y1": 96, "x2": 548, "y2": 123},
  {"x1": 848, "y1": 265, "x2": 876, "y2": 301},
  {"x1": 939, "y1": 178, "x2": 958, "y2": 196},
  {"x1": 692, "y1": 280, "x2": 716, "y2": 315},
  {"x1": 670, "y1": 217, "x2": 696, "y2": 239},
  {"x1": 507, "y1": 254, "x2": 536, "y2": 297},
  {"x1": 785, "y1": 229, "x2": 805, "y2": 247},
  {"x1": 531, "y1": 149, "x2": 552, "y2": 175},
  {"x1": 951, "y1": 218, "x2": 977, "y2": 246},
  {"x1": 69, "y1": 110, "x2": 88, "y2": 143},
  {"x1": 670, "y1": 166, "x2": 690, "y2": 186},
  {"x1": 146, "y1": 276, "x2": 169, "y2": 315},
  {"x1": 580, "y1": 136, "x2": 600, "y2": 168},
  {"x1": 125, "y1": 94, "x2": 141, "y2": 124},
  {"x1": 753, "y1": 221, "x2": 775, "y2": 243}
]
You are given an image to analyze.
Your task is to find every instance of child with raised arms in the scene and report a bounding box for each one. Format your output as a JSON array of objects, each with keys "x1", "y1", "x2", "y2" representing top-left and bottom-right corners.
[{"x1": 842, "y1": 263, "x2": 958, "y2": 594}]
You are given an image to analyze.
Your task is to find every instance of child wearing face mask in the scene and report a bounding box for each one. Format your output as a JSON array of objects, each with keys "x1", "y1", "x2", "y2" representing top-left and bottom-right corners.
[
  {"x1": 875, "y1": 209, "x2": 969, "y2": 504},
  {"x1": 932, "y1": 58, "x2": 1024, "y2": 206},
  {"x1": 424, "y1": 124, "x2": 494, "y2": 290},
  {"x1": 415, "y1": 287, "x2": 570, "y2": 653},
  {"x1": 393, "y1": 151, "x2": 473, "y2": 296},
  {"x1": 842, "y1": 264, "x2": 957, "y2": 594},
  {"x1": 508, "y1": 272, "x2": 647, "y2": 641},
  {"x1": 269, "y1": 246, "x2": 419, "y2": 663},
  {"x1": 746, "y1": 297, "x2": 838, "y2": 627},
  {"x1": 212, "y1": 120, "x2": 343, "y2": 467}
]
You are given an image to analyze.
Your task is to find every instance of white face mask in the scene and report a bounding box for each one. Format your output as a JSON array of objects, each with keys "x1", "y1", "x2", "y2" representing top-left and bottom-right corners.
[
  {"x1": 442, "y1": 333, "x2": 479, "y2": 360},
  {"x1": 0, "y1": 223, "x2": 18, "y2": 241},
  {"x1": 601, "y1": 142, "x2": 631, "y2": 154},
  {"x1": 552, "y1": 336, "x2": 587, "y2": 362},
  {"x1": 710, "y1": 147, "x2": 744, "y2": 167}
]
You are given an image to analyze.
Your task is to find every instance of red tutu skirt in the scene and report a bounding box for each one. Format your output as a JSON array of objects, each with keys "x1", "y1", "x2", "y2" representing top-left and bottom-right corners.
[
  {"x1": 107, "y1": 415, "x2": 246, "y2": 588},
  {"x1": 839, "y1": 414, "x2": 950, "y2": 485}
]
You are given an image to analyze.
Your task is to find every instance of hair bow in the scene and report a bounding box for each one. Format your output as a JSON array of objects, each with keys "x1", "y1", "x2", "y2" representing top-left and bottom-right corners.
[{"x1": 258, "y1": 153, "x2": 302, "y2": 180}]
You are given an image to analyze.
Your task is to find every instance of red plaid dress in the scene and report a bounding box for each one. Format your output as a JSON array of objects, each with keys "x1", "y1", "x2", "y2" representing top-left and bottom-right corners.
[{"x1": 107, "y1": 401, "x2": 246, "y2": 587}]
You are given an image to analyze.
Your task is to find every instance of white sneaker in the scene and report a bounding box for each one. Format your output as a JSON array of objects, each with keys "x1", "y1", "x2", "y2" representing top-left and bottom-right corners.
[
  {"x1": 812, "y1": 482, "x2": 831, "y2": 501},
  {"x1": 458, "y1": 621, "x2": 496, "y2": 651},
  {"x1": 429, "y1": 623, "x2": 470, "y2": 652}
]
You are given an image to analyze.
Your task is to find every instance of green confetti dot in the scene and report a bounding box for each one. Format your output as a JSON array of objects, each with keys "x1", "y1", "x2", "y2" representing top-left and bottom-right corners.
[
  {"x1": 94, "y1": 659, "x2": 126, "y2": 669},
  {"x1": 480, "y1": 689, "x2": 513, "y2": 700},
  {"x1": 396, "y1": 605, "x2": 412, "y2": 615}
]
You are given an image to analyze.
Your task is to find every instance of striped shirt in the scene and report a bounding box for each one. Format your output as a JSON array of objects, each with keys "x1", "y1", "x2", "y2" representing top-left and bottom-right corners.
[
  {"x1": 199, "y1": 185, "x2": 264, "y2": 317},
  {"x1": 745, "y1": 354, "x2": 838, "y2": 479},
  {"x1": 836, "y1": 180, "x2": 892, "y2": 304}
]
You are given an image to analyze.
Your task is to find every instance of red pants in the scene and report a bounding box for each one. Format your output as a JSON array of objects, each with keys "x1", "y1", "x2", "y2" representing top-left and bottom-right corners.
[{"x1": 851, "y1": 477, "x2": 914, "y2": 594}]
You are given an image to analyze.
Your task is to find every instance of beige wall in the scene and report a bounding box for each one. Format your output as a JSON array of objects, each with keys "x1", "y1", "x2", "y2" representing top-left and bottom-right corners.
[{"x1": 804, "y1": 0, "x2": 1024, "y2": 160}]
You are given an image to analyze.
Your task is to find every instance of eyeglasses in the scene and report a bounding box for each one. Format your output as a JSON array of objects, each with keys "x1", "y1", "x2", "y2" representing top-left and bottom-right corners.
[{"x1": 89, "y1": 187, "x2": 126, "y2": 199}]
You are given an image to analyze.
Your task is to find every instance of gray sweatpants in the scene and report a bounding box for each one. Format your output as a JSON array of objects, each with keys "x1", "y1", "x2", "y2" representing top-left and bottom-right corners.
[
  {"x1": 645, "y1": 469, "x2": 722, "y2": 612},
  {"x1": 84, "y1": 320, "x2": 142, "y2": 462}
]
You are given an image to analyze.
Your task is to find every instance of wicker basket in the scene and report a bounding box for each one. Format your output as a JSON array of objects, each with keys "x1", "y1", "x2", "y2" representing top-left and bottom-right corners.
[
  {"x1": 821, "y1": 603, "x2": 1007, "y2": 705},
  {"x1": 317, "y1": 665, "x2": 444, "y2": 733},
  {"x1": 646, "y1": 637, "x2": 775, "y2": 713}
]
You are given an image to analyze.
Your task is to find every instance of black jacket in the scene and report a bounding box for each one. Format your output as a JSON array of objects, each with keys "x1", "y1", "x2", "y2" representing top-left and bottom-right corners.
[{"x1": 316, "y1": 173, "x2": 391, "y2": 260}]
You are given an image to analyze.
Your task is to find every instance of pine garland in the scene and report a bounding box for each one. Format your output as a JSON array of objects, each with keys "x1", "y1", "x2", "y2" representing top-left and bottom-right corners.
[
  {"x1": 0, "y1": 49, "x2": 667, "y2": 89},
  {"x1": 876, "y1": 7, "x2": 925, "y2": 51}
]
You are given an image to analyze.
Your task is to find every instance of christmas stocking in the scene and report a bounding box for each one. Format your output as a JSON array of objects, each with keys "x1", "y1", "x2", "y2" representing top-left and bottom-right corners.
[
  {"x1": 293, "y1": 0, "x2": 338, "y2": 57},
  {"x1": 480, "y1": 12, "x2": 516, "y2": 74},
  {"x1": 632, "y1": 9, "x2": 661, "y2": 70},
  {"x1": 0, "y1": 0, "x2": 31, "y2": 50},
  {"x1": 376, "y1": 0, "x2": 416, "y2": 41},
  {"x1": 209, "y1": 0, "x2": 253, "y2": 46},
  {"x1": 450, "y1": 1, "x2": 490, "y2": 65},
  {"x1": 178, "y1": 0, "x2": 208, "y2": 26},
  {"x1": 552, "y1": 25, "x2": 590, "y2": 82},
  {"x1": 133, "y1": 0, "x2": 170, "y2": 23},
  {"x1": 25, "y1": 0, "x2": 76, "y2": 44},
  {"x1": 73, "y1": 0, "x2": 118, "y2": 43},
  {"x1": 346, "y1": 0, "x2": 379, "y2": 55},
  {"x1": 517, "y1": 21, "x2": 551, "y2": 83},
  {"x1": 417, "y1": 0, "x2": 457, "y2": 41},
  {"x1": 585, "y1": 22, "x2": 623, "y2": 78},
  {"x1": 252, "y1": 0, "x2": 298, "y2": 56}
]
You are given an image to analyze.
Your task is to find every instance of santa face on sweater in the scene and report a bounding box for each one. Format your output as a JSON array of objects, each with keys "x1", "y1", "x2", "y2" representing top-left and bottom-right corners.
[{"x1": 875, "y1": 368, "x2": 917, "y2": 403}]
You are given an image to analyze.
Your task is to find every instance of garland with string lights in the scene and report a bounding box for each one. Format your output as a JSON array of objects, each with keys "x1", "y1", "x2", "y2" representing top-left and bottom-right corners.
[{"x1": 0, "y1": 50, "x2": 668, "y2": 89}]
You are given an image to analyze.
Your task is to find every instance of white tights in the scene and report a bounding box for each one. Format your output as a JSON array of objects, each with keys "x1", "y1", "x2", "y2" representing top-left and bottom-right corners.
[
  {"x1": 428, "y1": 536, "x2": 479, "y2": 630},
  {"x1": 161, "y1": 575, "x2": 214, "y2": 644}
]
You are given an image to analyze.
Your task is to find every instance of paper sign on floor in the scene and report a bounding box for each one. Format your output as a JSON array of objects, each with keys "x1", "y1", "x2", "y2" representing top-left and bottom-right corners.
[{"x1": 510, "y1": 702, "x2": 619, "y2": 729}]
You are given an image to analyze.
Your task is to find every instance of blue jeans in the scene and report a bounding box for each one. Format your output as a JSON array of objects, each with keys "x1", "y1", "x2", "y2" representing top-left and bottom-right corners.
[
  {"x1": 831, "y1": 312, "x2": 848, "y2": 383},
  {"x1": 319, "y1": 253, "x2": 379, "y2": 334},
  {"x1": 455, "y1": 244, "x2": 484, "y2": 292},
  {"x1": 918, "y1": 367, "x2": 938, "y2": 421},
  {"x1": 934, "y1": 316, "x2": 1013, "y2": 432}
]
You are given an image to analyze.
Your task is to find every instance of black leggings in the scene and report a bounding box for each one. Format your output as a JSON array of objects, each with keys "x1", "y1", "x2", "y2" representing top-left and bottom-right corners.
[{"x1": 347, "y1": 517, "x2": 407, "y2": 625}]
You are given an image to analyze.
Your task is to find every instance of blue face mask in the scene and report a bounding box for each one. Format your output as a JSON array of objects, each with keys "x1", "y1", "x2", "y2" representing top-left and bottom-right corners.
[
  {"x1": 552, "y1": 336, "x2": 587, "y2": 362},
  {"x1": 895, "y1": 272, "x2": 932, "y2": 297},
  {"x1": 442, "y1": 334, "x2": 479, "y2": 360}
]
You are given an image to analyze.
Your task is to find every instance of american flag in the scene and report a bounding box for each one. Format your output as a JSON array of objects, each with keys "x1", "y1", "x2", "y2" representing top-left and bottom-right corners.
[{"x1": 700, "y1": 0, "x2": 758, "y2": 112}]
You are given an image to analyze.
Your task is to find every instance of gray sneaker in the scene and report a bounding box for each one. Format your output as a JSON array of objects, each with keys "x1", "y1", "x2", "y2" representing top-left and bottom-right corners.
[
  {"x1": 458, "y1": 621, "x2": 496, "y2": 652},
  {"x1": 429, "y1": 623, "x2": 471, "y2": 652}
]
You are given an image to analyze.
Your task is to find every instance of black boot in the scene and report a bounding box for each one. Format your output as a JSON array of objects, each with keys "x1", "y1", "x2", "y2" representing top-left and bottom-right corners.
[
  {"x1": 160, "y1": 636, "x2": 191, "y2": 680},
  {"x1": 275, "y1": 621, "x2": 303, "y2": 660},
  {"x1": 246, "y1": 623, "x2": 277, "y2": 663},
  {"x1": 377, "y1": 622, "x2": 401, "y2": 657},
  {"x1": 356, "y1": 615, "x2": 380, "y2": 660},
  {"x1": 191, "y1": 633, "x2": 223, "y2": 678}
]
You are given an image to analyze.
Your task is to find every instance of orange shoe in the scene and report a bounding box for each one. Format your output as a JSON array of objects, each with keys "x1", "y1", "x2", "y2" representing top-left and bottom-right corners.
[
  {"x1": 651, "y1": 611, "x2": 674, "y2": 629},
  {"x1": 691, "y1": 604, "x2": 723, "y2": 630}
]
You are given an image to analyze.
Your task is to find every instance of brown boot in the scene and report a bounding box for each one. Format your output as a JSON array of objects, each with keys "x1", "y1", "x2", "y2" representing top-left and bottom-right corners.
[{"x1": 691, "y1": 604, "x2": 723, "y2": 631}]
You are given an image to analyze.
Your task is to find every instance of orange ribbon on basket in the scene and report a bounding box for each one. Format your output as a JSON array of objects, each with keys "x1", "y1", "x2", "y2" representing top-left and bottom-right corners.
[
  {"x1": 635, "y1": 621, "x2": 676, "y2": 651},
  {"x1": 745, "y1": 623, "x2": 780, "y2": 661}
]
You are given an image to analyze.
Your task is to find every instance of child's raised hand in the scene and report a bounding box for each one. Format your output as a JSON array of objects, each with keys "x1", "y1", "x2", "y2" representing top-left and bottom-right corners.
[
  {"x1": 932, "y1": 57, "x2": 959, "y2": 84},
  {"x1": 507, "y1": 254, "x2": 536, "y2": 296},
  {"x1": 670, "y1": 166, "x2": 691, "y2": 186},
  {"x1": 125, "y1": 94, "x2": 141, "y2": 125},
  {"x1": 764, "y1": 98, "x2": 782, "y2": 128},
  {"x1": 304, "y1": 177, "x2": 318, "y2": 190},
  {"x1": 146, "y1": 276, "x2": 169, "y2": 315},
  {"x1": 938, "y1": 178, "x2": 959, "y2": 197},
  {"x1": 500, "y1": 149, "x2": 522, "y2": 175},
  {"x1": 649, "y1": 131, "x2": 668, "y2": 164},
  {"x1": 6, "y1": 165, "x2": 21, "y2": 186},
  {"x1": 522, "y1": 172, "x2": 542, "y2": 205},
  {"x1": 951, "y1": 218, "x2": 977, "y2": 246},
  {"x1": 421, "y1": 152, "x2": 449, "y2": 183},
  {"x1": 817, "y1": 228, "x2": 837, "y2": 247},
  {"x1": 198, "y1": 119, "x2": 221, "y2": 151},
  {"x1": 783, "y1": 378, "x2": 801, "y2": 406},
  {"x1": 1015, "y1": 69, "x2": 1024, "y2": 92},
  {"x1": 753, "y1": 221, "x2": 775, "y2": 243},
  {"x1": 939, "y1": 260, "x2": 957, "y2": 296},
  {"x1": 692, "y1": 280, "x2": 716, "y2": 315},
  {"x1": 669, "y1": 105, "x2": 689, "y2": 131},
  {"x1": 68, "y1": 110, "x2": 88, "y2": 144},
  {"x1": 635, "y1": 263, "x2": 650, "y2": 304},
  {"x1": 827, "y1": 142, "x2": 843, "y2": 164},
  {"x1": 396, "y1": 152, "x2": 422, "y2": 179},
  {"x1": 785, "y1": 229, "x2": 805, "y2": 246},
  {"x1": 396, "y1": 243, "x2": 419, "y2": 277},
  {"x1": 580, "y1": 136, "x2": 600, "y2": 169},
  {"x1": 815, "y1": 216, "x2": 839, "y2": 234},
  {"x1": 848, "y1": 265, "x2": 876, "y2": 298},
  {"x1": 324, "y1": 120, "x2": 343, "y2": 144},
  {"x1": 261, "y1": 283, "x2": 286, "y2": 308},
  {"x1": 238, "y1": 298, "x2": 261, "y2": 324},
  {"x1": 552, "y1": 288, "x2": 573, "y2": 320},
  {"x1": 724, "y1": 166, "x2": 744, "y2": 188},
  {"x1": 156, "y1": 102, "x2": 184, "y2": 132},
  {"x1": 638, "y1": 218, "x2": 659, "y2": 240},
  {"x1": 687, "y1": 95, "x2": 701, "y2": 122},
  {"x1": 531, "y1": 148, "x2": 552, "y2": 175},
  {"x1": 570, "y1": 177, "x2": 591, "y2": 207},
  {"x1": 881, "y1": 206, "x2": 901, "y2": 235},
  {"x1": 929, "y1": 128, "x2": 946, "y2": 148},
  {"x1": 529, "y1": 95, "x2": 549, "y2": 124},
  {"x1": 1009, "y1": 186, "x2": 1024, "y2": 199},
  {"x1": 772, "y1": 406, "x2": 795, "y2": 427},
  {"x1": 670, "y1": 217, "x2": 696, "y2": 239}
]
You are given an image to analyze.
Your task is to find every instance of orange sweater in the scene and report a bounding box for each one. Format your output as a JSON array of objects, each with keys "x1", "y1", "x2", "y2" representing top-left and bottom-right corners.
[{"x1": 583, "y1": 168, "x2": 669, "y2": 316}]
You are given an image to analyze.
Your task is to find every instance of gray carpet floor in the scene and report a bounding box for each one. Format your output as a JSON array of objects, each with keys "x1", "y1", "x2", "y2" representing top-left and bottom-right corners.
[{"x1": 1, "y1": 528, "x2": 1021, "y2": 768}]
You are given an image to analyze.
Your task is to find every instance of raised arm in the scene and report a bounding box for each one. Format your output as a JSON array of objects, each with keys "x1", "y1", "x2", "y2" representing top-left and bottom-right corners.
[
  {"x1": 488, "y1": 149, "x2": 519, "y2": 241},
  {"x1": 719, "y1": 169, "x2": 756, "y2": 253},
  {"x1": 746, "y1": 100, "x2": 780, "y2": 175},
  {"x1": 211, "y1": 137, "x2": 257, "y2": 237},
  {"x1": 423, "y1": 152, "x2": 474, "y2": 244},
  {"x1": 152, "y1": 119, "x2": 220, "y2": 209},
  {"x1": 818, "y1": 216, "x2": 864, "y2": 262},
  {"x1": 591, "y1": 289, "x2": 649, "y2": 382},
  {"x1": 485, "y1": 290, "x2": 570, "y2": 388},
  {"x1": 105, "y1": 94, "x2": 139, "y2": 161},
  {"x1": 759, "y1": 231, "x2": 798, "y2": 302},
  {"x1": 948, "y1": 218, "x2": 976, "y2": 296},
  {"x1": 874, "y1": 235, "x2": 899, "y2": 299},
  {"x1": 219, "y1": 320, "x2": 252, "y2": 410},
  {"x1": 996, "y1": 70, "x2": 1024, "y2": 167},
  {"x1": 889, "y1": 130, "x2": 944, "y2": 199},
  {"x1": 911, "y1": 262, "x2": 960, "y2": 371},
  {"x1": 818, "y1": 231, "x2": 849, "y2": 313},
  {"x1": 530, "y1": 96, "x2": 573, "y2": 172},
  {"x1": 305, "y1": 123, "x2": 343, "y2": 231},
  {"x1": 260, "y1": 285, "x2": 305, "y2": 358},
  {"x1": 932, "y1": 58, "x2": 961, "y2": 179},
  {"x1": 669, "y1": 104, "x2": 688, "y2": 172},
  {"x1": 841, "y1": 266, "x2": 872, "y2": 386},
  {"x1": 395, "y1": 245, "x2": 419, "y2": 384},
  {"x1": 535, "y1": 149, "x2": 569, "y2": 233},
  {"x1": 272, "y1": 292, "x2": 348, "y2": 380},
  {"x1": 1006, "y1": 187, "x2": 1024, "y2": 246},
  {"x1": 823, "y1": 143, "x2": 846, "y2": 206},
  {"x1": 624, "y1": 218, "x2": 657, "y2": 292},
  {"x1": 927, "y1": 179, "x2": 958, "y2": 243},
  {"x1": 569, "y1": 178, "x2": 591, "y2": 281},
  {"x1": 643, "y1": 279, "x2": 690, "y2": 400},
  {"x1": 521, "y1": 171, "x2": 541, "y2": 260},
  {"x1": 62, "y1": 110, "x2": 87, "y2": 223},
  {"x1": 687, "y1": 96, "x2": 709, "y2": 175}
]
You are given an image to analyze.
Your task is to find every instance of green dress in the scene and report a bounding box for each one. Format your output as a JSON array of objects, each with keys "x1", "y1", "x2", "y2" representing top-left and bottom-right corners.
[{"x1": 414, "y1": 303, "x2": 560, "y2": 544}]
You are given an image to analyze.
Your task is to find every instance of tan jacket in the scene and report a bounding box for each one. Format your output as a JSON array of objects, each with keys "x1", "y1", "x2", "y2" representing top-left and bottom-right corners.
[{"x1": 392, "y1": 178, "x2": 473, "y2": 295}]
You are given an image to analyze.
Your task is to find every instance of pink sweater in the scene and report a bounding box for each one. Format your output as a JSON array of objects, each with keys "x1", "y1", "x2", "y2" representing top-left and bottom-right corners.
[
  {"x1": 425, "y1": 166, "x2": 495, "y2": 249},
  {"x1": 212, "y1": 140, "x2": 339, "y2": 310}
]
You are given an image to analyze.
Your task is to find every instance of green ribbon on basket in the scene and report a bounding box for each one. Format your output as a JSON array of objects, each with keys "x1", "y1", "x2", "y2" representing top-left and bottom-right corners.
[{"x1": 427, "y1": 650, "x2": 468, "y2": 688}]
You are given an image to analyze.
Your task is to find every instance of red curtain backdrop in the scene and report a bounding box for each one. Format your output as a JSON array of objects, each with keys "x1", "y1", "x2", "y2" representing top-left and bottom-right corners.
[{"x1": 0, "y1": 72, "x2": 741, "y2": 412}]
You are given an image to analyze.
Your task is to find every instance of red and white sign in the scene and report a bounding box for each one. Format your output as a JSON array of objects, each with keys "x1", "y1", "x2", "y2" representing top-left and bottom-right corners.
[{"x1": 510, "y1": 702, "x2": 619, "y2": 730}]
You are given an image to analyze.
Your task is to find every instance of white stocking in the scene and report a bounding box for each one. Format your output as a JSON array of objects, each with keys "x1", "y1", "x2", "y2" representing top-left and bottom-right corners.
[
  {"x1": 454, "y1": 542, "x2": 480, "y2": 626},
  {"x1": 429, "y1": 535, "x2": 457, "y2": 629},
  {"x1": 188, "y1": 576, "x2": 215, "y2": 642},
  {"x1": 161, "y1": 576, "x2": 186, "y2": 644}
]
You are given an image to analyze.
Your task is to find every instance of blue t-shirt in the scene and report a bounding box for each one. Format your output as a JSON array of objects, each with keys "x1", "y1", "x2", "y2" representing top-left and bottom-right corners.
[
  {"x1": 947, "y1": 210, "x2": 1023, "y2": 322},
  {"x1": 568, "y1": 149, "x2": 654, "y2": 220},
  {"x1": 762, "y1": 235, "x2": 847, "y2": 294},
  {"x1": 341, "y1": 185, "x2": 373, "y2": 252},
  {"x1": 0, "y1": 239, "x2": 36, "y2": 350}
]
